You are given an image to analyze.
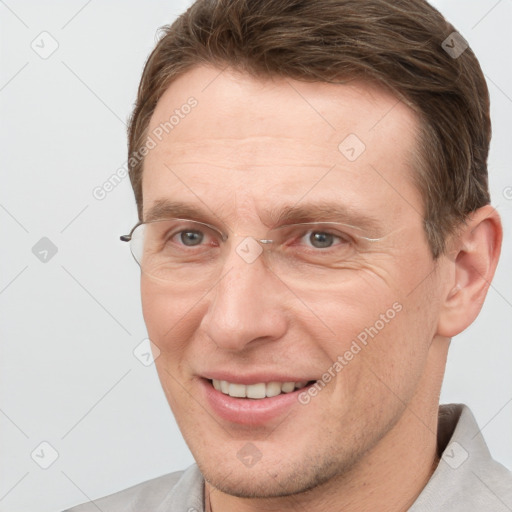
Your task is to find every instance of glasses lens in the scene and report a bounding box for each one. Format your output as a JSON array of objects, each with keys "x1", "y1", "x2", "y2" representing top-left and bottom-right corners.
[
  {"x1": 259, "y1": 223, "x2": 362, "y2": 289},
  {"x1": 130, "y1": 219, "x2": 224, "y2": 283}
]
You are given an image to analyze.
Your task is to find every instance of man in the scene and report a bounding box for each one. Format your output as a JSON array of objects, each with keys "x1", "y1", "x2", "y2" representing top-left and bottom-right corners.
[{"x1": 66, "y1": 0, "x2": 512, "y2": 510}]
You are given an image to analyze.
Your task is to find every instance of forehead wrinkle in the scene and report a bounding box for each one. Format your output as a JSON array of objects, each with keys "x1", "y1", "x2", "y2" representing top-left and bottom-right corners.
[{"x1": 150, "y1": 137, "x2": 341, "y2": 166}]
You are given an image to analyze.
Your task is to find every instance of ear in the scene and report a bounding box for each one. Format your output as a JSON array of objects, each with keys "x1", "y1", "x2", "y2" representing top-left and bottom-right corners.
[{"x1": 436, "y1": 205, "x2": 502, "y2": 338}]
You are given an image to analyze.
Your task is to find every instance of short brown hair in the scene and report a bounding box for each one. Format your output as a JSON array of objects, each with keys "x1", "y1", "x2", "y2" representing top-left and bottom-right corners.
[{"x1": 128, "y1": 0, "x2": 491, "y2": 258}]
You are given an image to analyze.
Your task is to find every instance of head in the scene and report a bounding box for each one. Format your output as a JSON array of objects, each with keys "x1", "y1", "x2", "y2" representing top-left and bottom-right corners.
[{"x1": 125, "y1": 0, "x2": 501, "y2": 501}]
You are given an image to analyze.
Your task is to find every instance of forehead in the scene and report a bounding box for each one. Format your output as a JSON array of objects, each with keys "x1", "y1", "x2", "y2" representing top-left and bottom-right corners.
[{"x1": 142, "y1": 65, "x2": 423, "y2": 229}]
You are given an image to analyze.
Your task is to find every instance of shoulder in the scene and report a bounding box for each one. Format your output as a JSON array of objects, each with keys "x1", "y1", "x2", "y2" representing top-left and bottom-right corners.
[
  {"x1": 63, "y1": 465, "x2": 198, "y2": 512},
  {"x1": 411, "y1": 404, "x2": 512, "y2": 511}
]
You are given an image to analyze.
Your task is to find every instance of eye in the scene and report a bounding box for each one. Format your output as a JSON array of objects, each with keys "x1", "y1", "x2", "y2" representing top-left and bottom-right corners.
[
  {"x1": 176, "y1": 229, "x2": 205, "y2": 246},
  {"x1": 307, "y1": 231, "x2": 336, "y2": 249},
  {"x1": 301, "y1": 230, "x2": 348, "y2": 249},
  {"x1": 165, "y1": 222, "x2": 222, "y2": 250}
]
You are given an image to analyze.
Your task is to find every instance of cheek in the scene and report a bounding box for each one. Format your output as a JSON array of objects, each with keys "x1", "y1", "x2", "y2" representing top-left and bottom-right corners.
[
  {"x1": 141, "y1": 279, "x2": 205, "y2": 413},
  {"x1": 351, "y1": 283, "x2": 438, "y2": 402},
  {"x1": 141, "y1": 278, "x2": 202, "y2": 356},
  {"x1": 308, "y1": 275, "x2": 399, "y2": 340},
  {"x1": 309, "y1": 262, "x2": 435, "y2": 394}
]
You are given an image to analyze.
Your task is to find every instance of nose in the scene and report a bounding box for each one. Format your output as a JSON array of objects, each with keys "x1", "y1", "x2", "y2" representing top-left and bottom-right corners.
[{"x1": 199, "y1": 240, "x2": 288, "y2": 352}]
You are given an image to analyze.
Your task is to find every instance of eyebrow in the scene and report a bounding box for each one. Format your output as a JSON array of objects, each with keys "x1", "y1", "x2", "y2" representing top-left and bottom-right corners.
[
  {"x1": 144, "y1": 199, "x2": 383, "y2": 234},
  {"x1": 144, "y1": 200, "x2": 217, "y2": 223},
  {"x1": 266, "y1": 202, "x2": 382, "y2": 232}
]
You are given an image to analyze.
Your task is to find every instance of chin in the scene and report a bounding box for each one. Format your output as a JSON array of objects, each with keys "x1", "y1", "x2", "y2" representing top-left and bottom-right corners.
[{"x1": 197, "y1": 451, "x2": 350, "y2": 499}]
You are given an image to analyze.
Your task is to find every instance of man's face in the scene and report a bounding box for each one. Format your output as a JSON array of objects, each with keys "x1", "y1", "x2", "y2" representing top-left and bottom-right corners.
[{"x1": 140, "y1": 66, "x2": 447, "y2": 497}]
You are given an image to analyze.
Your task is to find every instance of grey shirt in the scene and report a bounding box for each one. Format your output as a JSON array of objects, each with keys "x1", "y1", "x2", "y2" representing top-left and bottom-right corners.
[{"x1": 65, "y1": 403, "x2": 512, "y2": 511}]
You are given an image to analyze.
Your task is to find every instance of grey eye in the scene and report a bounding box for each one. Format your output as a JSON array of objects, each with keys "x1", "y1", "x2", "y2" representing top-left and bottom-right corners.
[
  {"x1": 180, "y1": 230, "x2": 204, "y2": 246},
  {"x1": 309, "y1": 232, "x2": 334, "y2": 248}
]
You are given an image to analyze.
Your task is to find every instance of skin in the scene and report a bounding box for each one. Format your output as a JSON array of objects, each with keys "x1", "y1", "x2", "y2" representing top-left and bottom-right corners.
[{"x1": 140, "y1": 65, "x2": 502, "y2": 512}]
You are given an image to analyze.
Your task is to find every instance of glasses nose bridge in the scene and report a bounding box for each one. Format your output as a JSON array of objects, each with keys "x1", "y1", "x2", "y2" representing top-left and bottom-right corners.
[
  {"x1": 222, "y1": 229, "x2": 277, "y2": 269},
  {"x1": 228, "y1": 224, "x2": 275, "y2": 242}
]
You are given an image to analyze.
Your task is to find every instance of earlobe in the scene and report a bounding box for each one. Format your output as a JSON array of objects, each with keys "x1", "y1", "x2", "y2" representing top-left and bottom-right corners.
[{"x1": 436, "y1": 205, "x2": 502, "y2": 338}]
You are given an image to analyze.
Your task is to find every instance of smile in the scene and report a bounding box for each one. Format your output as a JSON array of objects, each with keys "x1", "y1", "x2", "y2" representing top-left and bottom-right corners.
[
  {"x1": 211, "y1": 379, "x2": 311, "y2": 399},
  {"x1": 201, "y1": 377, "x2": 317, "y2": 425}
]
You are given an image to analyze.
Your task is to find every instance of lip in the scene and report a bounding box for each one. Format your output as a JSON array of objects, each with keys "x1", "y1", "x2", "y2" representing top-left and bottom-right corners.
[
  {"x1": 200, "y1": 377, "x2": 316, "y2": 426},
  {"x1": 203, "y1": 372, "x2": 315, "y2": 385}
]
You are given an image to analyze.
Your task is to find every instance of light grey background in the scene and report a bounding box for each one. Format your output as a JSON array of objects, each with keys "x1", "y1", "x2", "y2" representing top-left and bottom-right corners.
[{"x1": 1, "y1": 1, "x2": 511, "y2": 511}]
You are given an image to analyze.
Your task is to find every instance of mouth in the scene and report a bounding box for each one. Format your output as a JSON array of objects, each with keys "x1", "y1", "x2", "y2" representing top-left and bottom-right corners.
[
  {"x1": 200, "y1": 377, "x2": 318, "y2": 425},
  {"x1": 210, "y1": 379, "x2": 314, "y2": 399}
]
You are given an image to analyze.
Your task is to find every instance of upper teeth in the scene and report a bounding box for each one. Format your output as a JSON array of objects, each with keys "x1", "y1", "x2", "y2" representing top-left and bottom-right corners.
[{"x1": 212, "y1": 379, "x2": 309, "y2": 399}]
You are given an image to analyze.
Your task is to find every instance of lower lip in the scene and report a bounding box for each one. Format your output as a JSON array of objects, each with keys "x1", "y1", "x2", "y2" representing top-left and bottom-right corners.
[{"x1": 200, "y1": 378, "x2": 313, "y2": 426}]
